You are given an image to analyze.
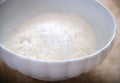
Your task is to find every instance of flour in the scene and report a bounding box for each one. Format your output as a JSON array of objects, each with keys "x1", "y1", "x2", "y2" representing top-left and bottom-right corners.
[{"x1": 4, "y1": 13, "x2": 97, "y2": 60}]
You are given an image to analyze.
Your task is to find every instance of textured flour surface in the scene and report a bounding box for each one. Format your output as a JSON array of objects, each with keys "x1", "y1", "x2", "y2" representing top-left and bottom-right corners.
[{"x1": 4, "y1": 13, "x2": 96, "y2": 60}]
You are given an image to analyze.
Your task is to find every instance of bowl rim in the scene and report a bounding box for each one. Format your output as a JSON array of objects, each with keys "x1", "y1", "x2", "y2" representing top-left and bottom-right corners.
[{"x1": 0, "y1": 0, "x2": 117, "y2": 63}]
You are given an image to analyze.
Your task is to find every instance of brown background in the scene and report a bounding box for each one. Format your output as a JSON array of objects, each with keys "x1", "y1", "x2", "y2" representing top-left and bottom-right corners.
[{"x1": 0, "y1": 0, "x2": 120, "y2": 83}]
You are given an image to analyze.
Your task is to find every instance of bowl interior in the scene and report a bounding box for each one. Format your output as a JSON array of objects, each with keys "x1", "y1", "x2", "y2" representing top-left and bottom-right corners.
[{"x1": 0, "y1": 0, "x2": 115, "y2": 51}]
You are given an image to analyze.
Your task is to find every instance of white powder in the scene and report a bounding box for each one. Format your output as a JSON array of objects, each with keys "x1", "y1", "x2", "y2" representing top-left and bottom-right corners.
[{"x1": 4, "y1": 13, "x2": 97, "y2": 61}]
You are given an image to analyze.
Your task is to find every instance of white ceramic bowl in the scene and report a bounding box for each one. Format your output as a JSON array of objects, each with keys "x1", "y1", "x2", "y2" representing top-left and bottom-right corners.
[{"x1": 0, "y1": 0, "x2": 116, "y2": 81}]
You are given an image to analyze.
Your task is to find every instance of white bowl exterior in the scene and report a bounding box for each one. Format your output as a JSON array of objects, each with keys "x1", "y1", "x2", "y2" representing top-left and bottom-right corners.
[
  {"x1": 0, "y1": 38, "x2": 115, "y2": 81},
  {"x1": 0, "y1": 0, "x2": 116, "y2": 81}
]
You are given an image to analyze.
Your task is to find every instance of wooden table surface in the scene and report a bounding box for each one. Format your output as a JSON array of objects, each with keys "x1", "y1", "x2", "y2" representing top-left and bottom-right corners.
[{"x1": 0, "y1": 0, "x2": 120, "y2": 83}]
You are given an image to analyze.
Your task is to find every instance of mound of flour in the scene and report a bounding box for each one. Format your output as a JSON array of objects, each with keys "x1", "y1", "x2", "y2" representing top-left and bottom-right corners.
[{"x1": 4, "y1": 13, "x2": 97, "y2": 60}]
